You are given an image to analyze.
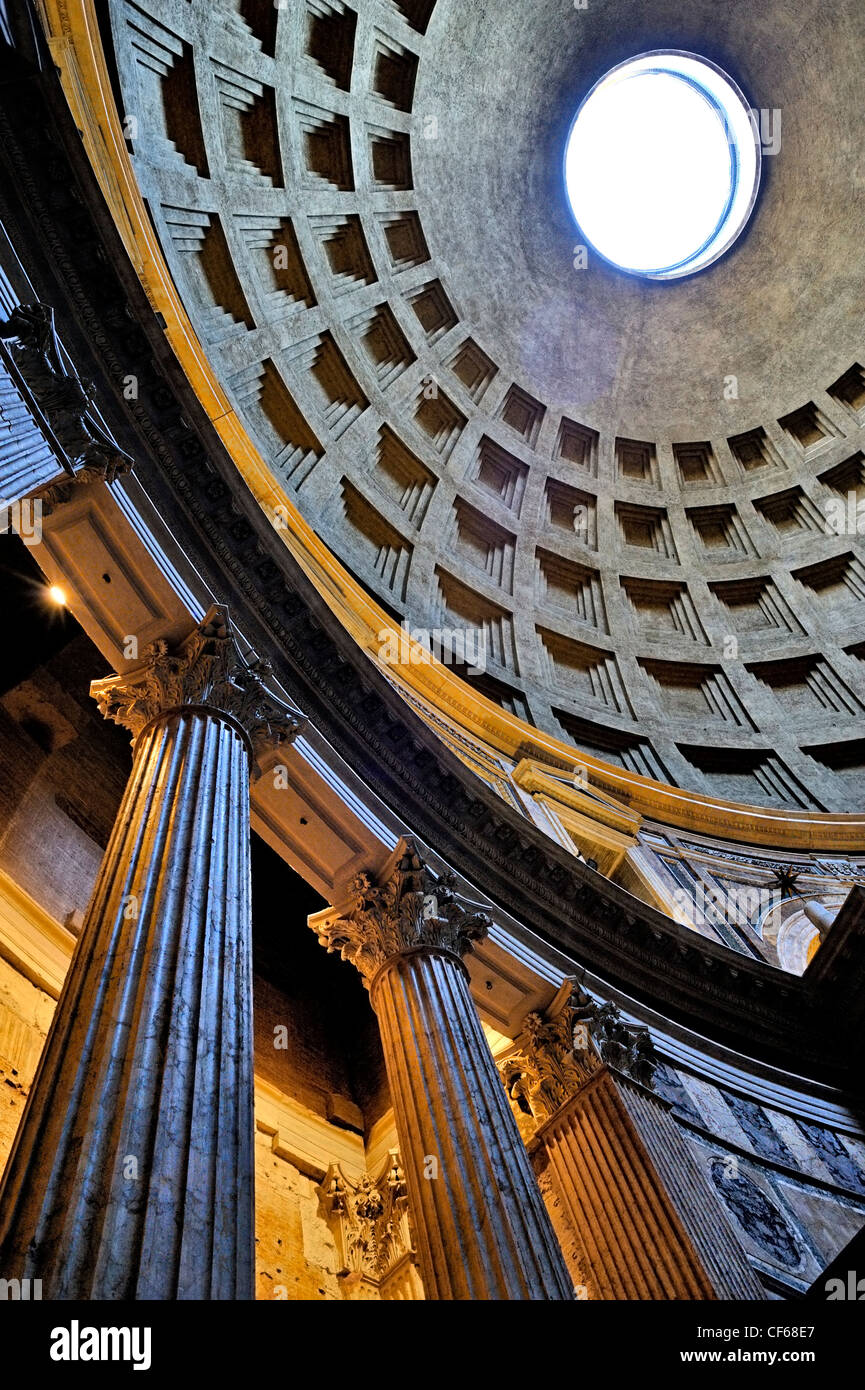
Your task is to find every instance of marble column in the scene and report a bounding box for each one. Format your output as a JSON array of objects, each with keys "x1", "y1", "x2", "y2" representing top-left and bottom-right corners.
[
  {"x1": 311, "y1": 842, "x2": 573, "y2": 1300},
  {"x1": 803, "y1": 898, "x2": 838, "y2": 934},
  {"x1": 0, "y1": 605, "x2": 303, "y2": 1299},
  {"x1": 500, "y1": 984, "x2": 763, "y2": 1300}
]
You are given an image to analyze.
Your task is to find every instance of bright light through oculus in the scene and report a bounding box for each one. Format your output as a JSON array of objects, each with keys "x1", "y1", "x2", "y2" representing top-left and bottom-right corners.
[{"x1": 564, "y1": 53, "x2": 760, "y2": 280}]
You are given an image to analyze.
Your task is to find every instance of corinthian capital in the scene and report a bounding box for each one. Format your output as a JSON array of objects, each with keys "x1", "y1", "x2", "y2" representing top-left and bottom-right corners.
[
  {"x1": 312, "y1": 840, "x2": 491, "y2": 987},
  {"x1": 0, "y1": 301, "x2": 133, "y2": 484},
  {"x1": 90, "y1": 605, "x2": 305, "y2": 771},
  {"x1": 500, "y1": 981, "x2": 659, "y2": 1136},
  {"x1": 500, "y1": 986, "x2": 587, "y2": 1135},
  {"x1": 319, "y1": 1150, "x2": 421, "y2": 1294},
  {"x1": 571, "y1": 988, "x2": 658, "y2": 1089}
]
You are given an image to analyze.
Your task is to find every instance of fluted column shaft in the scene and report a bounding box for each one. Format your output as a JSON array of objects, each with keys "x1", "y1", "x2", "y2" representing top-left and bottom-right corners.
[
  {"x1": 538, "y1": 1067, "x2": 762, "y2": 1300},
  {"x1": 0, "y1": 605, "x2": 302, "y2": 1299},
  {"x1": 0, "y1": 708, "x2": 254, "y2": 1298},
  {"x1": 372, "y1": 948, "x2": 572, "y2": 1300},
  {"x1": 313, "y1": 845, "x2": 573, "y2": 1300}
]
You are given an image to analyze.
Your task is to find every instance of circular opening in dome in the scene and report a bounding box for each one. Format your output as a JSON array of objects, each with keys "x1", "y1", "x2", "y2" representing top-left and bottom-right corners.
[{"x1": 564, "y1": 52, "x2": 761, "y2": 280}]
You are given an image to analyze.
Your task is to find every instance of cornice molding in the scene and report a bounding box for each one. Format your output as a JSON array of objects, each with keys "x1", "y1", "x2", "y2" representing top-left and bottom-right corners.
[{"x1": 0, "y1": 867, "x2": 76, "y2": 999}]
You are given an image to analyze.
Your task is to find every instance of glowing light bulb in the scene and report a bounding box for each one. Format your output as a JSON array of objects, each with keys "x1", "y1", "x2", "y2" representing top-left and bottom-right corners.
[{"x1": 48, "y1": 584, "x2": 67, "y2": 606}]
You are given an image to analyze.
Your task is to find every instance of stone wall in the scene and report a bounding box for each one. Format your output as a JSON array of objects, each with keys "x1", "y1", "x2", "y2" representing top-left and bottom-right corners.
[
  {"x1": 0, "y1": 953, "x2": 54, "y2": 1177},
  {"x1": 0, "y1": 634, "x2": 129, "y2": 929},
  {"x1": 654, "y1": 1060, "x2": 865, "y2": 1296}
]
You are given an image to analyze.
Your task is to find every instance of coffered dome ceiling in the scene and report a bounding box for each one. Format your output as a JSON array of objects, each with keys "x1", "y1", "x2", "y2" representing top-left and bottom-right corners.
[{"x1": 105, "y1": 0, "x2": 865, "y2": 813}]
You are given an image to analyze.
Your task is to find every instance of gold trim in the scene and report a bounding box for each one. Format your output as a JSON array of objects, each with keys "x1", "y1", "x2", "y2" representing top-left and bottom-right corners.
[{"x1": 512, "y1": 758, "x2": 643, "y2": 835}]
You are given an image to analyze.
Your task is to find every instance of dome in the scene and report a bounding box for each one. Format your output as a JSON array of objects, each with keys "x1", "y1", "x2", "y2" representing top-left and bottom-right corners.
[
  {"x1": 103, "y1": 0, "x2": 865, "y2": 813},
  {"x1": 0, "y1": 0, "x2": 863, "y2": 1315}
]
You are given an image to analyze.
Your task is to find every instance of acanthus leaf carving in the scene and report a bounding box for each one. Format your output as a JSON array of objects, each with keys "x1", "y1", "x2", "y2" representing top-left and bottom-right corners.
[
  {"x1": 90, "y1": 604, "x2": 306, "y2": 772},
  {"x1": 319, "y1": 1150, "x2": 421, "y2": 1294},
  {"x1": 313, "y1": 839, "x2": 491, "y2": 987},
  {"x1": 500, "y1": 981, "x2": 659, "y2": 1134},
  {"x1": 572, "y1": 988, "x2": 658, "y2": 1089},
  {"x1": 0, "y1": 301, "x2": 133, "y2": 488}
]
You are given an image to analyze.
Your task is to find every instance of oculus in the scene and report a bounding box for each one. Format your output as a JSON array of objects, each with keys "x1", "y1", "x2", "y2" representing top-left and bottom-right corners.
[{"x1": 564, "y1": 52, "x2": 761, "y2": 280}]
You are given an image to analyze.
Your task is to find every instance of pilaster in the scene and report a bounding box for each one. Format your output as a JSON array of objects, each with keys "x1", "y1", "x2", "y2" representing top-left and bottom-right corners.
[{"x1": 500, "y1": 982, "x2": 763, "y2": 1300}]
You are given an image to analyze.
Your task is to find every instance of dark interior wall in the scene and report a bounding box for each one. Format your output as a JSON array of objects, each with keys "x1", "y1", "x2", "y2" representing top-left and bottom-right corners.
[
  {"x1": 251, "y1": 832, "x2": 389, "y2": 1136},
  {"x1": 0, "y1": 536, "x2": 129, "y2": 923}
]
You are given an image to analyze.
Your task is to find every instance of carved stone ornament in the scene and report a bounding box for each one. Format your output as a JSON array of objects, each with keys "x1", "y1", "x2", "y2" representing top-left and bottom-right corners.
[
  {"x1": 500, "y1": 1002, "x2": 586, "y2": 1134},
  {"x1": 90, "y1": 604, "x2": 305, "y2": 771},
  {"x1": 501, "y1": 980, "x2": 660, "y2": 1134},
  {"x1": 0, "y1": 302, "x2": 133, "y2": 486},
  {"x1": 319, "y1": 1150, "x2": 420, "y2": 1291},
  {"x1": 572, "y1": 988, "x2": 659, "y2": 1089},
  {"x1": 37, "y1": 461, "x2": 129, "y2": 513},
  {"x1": 314, "y1": 840, "x2": 491, "y2": 987}
]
